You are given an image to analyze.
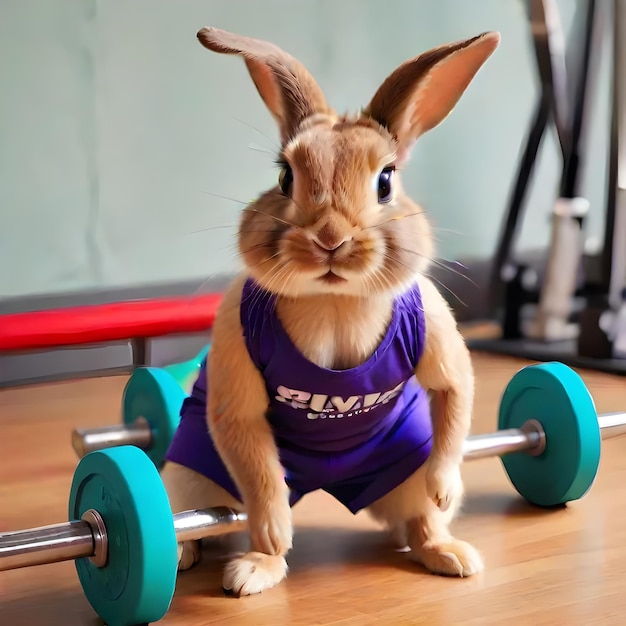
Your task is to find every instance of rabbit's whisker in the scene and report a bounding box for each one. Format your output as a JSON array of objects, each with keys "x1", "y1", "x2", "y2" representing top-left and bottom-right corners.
[
  {"x1": 200, "y1": 190, "x2": 251, "y2": 206},
  {"x1": 186, "y1": 223, "x2": 239, "y2": 235},
  {"x1": 364, "y1": 210, "x2": 427, "y2": 230},
  {"x1": 249, "y1": 143, "x2": 277, "y2": 156},
  {"x1": 382, "y1": 249, "x2": 468, "y2": 308},
  {"x1": 392, "y1": 245, "x2": 479, "y2": 289},
  {"x1": 244, "y1": 207, "x2": 297, "y2": 228},
  {"x1": 233, "y1": 117, "x2": 281, "y2": 152}
]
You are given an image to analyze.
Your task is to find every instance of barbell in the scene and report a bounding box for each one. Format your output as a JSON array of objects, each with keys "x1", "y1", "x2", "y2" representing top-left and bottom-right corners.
[
  {"x1": 71, "y1": 345, "x2": 209, "y2": 467},
  {"x1": 73, "y1": 359, "x2": 626, "y2": 507},
  {"x1": 2, "y1": 362, "x2": 624, "y2": 625}
]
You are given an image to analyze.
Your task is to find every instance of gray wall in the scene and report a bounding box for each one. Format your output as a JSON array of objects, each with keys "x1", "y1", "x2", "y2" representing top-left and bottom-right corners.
[{"x1": 0, "y1": 0, "x2": 612, "y2": 301}]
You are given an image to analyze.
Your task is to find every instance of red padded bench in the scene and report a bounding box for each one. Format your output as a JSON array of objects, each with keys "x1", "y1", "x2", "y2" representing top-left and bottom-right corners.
[{"x1": 0, "y1": 293, "x2": 223, "y2": 364}]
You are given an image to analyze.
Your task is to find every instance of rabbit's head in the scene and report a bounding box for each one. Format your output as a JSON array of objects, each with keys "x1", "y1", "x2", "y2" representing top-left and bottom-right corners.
[{"x1": 198, "y1": 27, "x2": 499, "y2": 298}]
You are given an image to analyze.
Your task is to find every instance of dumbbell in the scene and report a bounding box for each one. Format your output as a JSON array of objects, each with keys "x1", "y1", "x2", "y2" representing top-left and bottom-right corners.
[
  {"x1": 71, "y1": 345, "x2": 209, "y2": 467},
  {"x1": 3, "y1": 363, "x2": 624, "y2": 625}
]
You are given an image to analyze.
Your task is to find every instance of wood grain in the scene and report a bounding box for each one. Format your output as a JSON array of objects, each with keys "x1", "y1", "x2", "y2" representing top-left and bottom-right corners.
[{"x1": 1, "y1": 351, "x2": 625, "y2": 625}]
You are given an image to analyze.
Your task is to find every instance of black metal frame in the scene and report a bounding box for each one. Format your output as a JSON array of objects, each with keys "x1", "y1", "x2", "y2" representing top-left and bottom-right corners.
[
  {"x1": 490, "y1": 0, "x2": 597, "y2": 321},
  {"x1": 476, "y1": 0, "x2": 626, "y2": 373}
]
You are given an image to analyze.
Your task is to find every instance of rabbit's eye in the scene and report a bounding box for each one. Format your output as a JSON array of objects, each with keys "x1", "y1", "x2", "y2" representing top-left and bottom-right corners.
[
  {"x1": 377, "y1": 166, "x2": 395, "y2": 204},
  {"x1": 279, "y1": 165, "x2": 293, "y2": 196}
]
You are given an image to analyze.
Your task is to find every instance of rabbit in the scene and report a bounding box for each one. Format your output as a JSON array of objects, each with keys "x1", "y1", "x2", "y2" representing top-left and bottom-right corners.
[{"x1": 160, "y1": 25, "x2": 500, "y2": 597}]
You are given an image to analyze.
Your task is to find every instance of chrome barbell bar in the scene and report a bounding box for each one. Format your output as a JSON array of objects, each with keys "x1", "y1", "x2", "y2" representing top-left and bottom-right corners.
[
  {"x1": 0, "y1": 506, "x2": 247, "y2": 572},
  {"x1": 7, "y1": 412, "x2": 626, "y2": 573},
  {"x1": 72, "y1": 411, "x2": 626, "y2": 461}
]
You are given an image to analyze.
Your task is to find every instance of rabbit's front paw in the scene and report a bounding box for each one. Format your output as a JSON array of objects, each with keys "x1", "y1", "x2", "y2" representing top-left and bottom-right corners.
[
  {"x1": 177, "y1": 540, "x2": 201, "y2": 571},
  {"x1": 248, "y1": 496, "x2": 293, "y2": 555},
  {"x1": 425, "y1": 457, "x2": 462, "y2": 512},
  {"x1": 223, "y1": 552, "x2": 288, "y2": 596}
]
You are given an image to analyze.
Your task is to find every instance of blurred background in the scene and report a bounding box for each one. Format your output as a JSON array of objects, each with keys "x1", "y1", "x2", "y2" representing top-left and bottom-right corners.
[
  {"x1": 0, "y1": 0, "x2": 612, "y2": 299},
  {"x1": 2, "y1": 0, "x2": 623, "y2": 386}
]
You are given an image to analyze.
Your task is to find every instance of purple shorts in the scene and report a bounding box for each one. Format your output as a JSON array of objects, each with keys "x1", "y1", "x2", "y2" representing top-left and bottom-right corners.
[{"x1": 165, "y1": 378, "x2": 433, "y2": 514}]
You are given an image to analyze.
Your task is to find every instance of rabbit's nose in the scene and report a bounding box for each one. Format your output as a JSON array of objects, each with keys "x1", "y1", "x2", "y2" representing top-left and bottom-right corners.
[
  {"x1": 312, "y1": 218, "x2": 353, "y2": 252},
  {"x1": 312, "y1": 235, "x2": 349, "y2": 252}
]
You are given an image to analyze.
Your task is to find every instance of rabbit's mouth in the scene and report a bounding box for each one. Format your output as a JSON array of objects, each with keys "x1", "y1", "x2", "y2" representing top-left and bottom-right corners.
[{"x1": 317, "y1": 270, "x2": 347, "y2": 285}]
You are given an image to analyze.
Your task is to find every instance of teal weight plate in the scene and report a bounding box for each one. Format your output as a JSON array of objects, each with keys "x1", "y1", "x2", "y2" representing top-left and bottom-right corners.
[
  {"x1": 498, "y1": 362, "x2": 601, "y2": 507},
  {"x1": 122, "y1": 345, "x2": 210, "y2": 467},
  {"x1": 123, "y1": 368, "x2": 187, "y2": 467},
  {"x1": 69, "y1": 446, "x2": 178, "y2": 626}
]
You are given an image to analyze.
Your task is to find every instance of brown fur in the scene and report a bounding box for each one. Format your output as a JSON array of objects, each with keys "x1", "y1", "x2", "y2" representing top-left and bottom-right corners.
[{"x1": 162, "y1": 25, "x2": 500, "y2": 596}]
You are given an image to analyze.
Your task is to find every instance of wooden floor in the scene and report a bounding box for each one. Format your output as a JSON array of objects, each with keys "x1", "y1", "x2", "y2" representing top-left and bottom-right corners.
[{"x1": 1, "y1": 350, "x2": 625, "y2": 625}]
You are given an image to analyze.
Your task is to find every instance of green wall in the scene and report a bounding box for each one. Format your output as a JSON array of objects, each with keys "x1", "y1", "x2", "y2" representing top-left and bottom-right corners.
[{"x1": 0, "y1": 0, "x2": 612, "y2": 298}]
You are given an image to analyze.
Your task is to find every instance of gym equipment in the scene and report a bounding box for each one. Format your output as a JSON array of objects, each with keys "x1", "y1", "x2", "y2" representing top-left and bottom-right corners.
[
  {"x1": 0, "y1": 292, "x2": 221, "y2": 389},
  {"x1": 0, "y1": 446, "x2": 248, "y2": 626},
  {"x1": 478, "y1": 0, "x2": 626, "y2": 374},
  {"x1": 72, "y1": 345, "x2": 209, "y2": 467},
  {"x1": 71, "y1": 360, "x2": 625, "y2": 505},
  {"x1": 3, "y1": 362, "x2": 625, "y2": 624}
]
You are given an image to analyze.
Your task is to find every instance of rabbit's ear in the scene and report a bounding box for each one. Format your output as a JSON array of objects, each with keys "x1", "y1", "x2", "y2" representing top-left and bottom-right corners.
[
  {"x1": 363, "y1": 32, "x2": 500, "y2": 164},
  {"x1": 198, "y1": 27, "x2": 329, "y2": 145}
]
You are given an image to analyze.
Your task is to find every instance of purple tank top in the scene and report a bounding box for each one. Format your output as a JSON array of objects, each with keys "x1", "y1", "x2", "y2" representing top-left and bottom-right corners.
[{"x1": 165, "y1": 278, "x2": 433, "y2": 514}]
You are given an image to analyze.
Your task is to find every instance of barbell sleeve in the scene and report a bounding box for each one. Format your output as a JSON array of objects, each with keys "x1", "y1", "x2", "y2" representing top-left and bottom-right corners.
[
  {"x1": 0, "y1": 519, "x2": 96, "y2": 572},
  {"x1": 463, "y1": 412, "x2": 626, "y2": 461},
  {"x1": 71, "y1": 417, "x2": 153, "y2": 458},
  {"x1": 463, "y1": 420, "x2": 546, "y2": 460},
  {"x1": 173, "y1": 507, "x2": 248, "y2": 543},
  {"x1": 0, "y1": 506, "x2": 248, "y2": 573},
  {"x1": 596, "y1": 412, "x2": 626, "y2": 433}
]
